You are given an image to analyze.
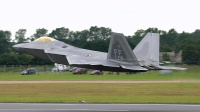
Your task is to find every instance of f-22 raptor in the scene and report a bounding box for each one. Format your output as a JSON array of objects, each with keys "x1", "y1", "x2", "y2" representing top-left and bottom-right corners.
[{"x1": 13, "y1": 32, "x2": 186, "y2": 72}]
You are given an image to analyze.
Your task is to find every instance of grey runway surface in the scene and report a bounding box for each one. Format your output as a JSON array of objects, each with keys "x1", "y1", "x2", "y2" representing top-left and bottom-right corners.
[{"x1": 0, "y1": 103, "x2": 200, "y2": 112}]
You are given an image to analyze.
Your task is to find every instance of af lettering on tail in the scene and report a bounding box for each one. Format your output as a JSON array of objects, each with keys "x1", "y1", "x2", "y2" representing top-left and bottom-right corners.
[{"x1": 107, "y1": 32, "x2": 140, "y2": 66}]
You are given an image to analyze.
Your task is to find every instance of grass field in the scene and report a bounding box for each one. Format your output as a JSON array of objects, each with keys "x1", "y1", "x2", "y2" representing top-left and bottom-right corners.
[
  {"x1": 0, "y1": 65, "x2": 200, "y2": 103},
  {"x1": 0, "y1": 83, "x2": 200, "y2": 103},
  {"x1": 0, "y1": 65, "x2": 200, "y2": 81}
]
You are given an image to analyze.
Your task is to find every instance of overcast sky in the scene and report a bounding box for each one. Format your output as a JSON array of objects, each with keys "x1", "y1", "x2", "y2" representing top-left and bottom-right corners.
[{"x1": 0, "y1": 0, "x2": 200, "y2": 39}]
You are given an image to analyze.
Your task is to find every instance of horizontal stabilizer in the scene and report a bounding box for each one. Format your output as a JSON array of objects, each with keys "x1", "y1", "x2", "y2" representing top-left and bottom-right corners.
[
  {"x1": 157, "y1": 66, "x2": 187, "y2": 70},
  {"x1": 120, "y1": 65, "x2": 148, "y2": 71}
]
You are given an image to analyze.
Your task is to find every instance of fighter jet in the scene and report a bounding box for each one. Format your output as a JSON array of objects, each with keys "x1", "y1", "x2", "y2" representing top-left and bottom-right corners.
[
  {"x1": 13, "y1": 32, "x2": 186, "y2": 72},
  {"x1": 13, "y1": 32, "x2": 148, "y2": 72}
]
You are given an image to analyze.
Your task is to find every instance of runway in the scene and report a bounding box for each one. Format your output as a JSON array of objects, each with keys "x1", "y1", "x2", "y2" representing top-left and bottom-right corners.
[{"x1": 0, "y1": 103, "x2": 200, "y2": 112}]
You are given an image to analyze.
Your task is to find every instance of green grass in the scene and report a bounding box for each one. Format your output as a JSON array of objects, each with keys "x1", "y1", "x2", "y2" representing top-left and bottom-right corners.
[
  {"x1": 0, "y1": 65, "x2": 200, "y2": 103},
  {"x1": 0, "y1": 83, "x2": 200, "y2": 103},
  {"x1": 0, "y1": 65, "x2": 200, "y2": 80}
]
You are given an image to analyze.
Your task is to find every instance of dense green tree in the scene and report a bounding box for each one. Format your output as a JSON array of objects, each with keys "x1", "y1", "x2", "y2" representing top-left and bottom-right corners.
[
  {"x1": 145, "y1": 28, "x2": 161, "y2": 34},
  {"x1": 182, "y1": 45, "x2": 200, "y2": 63},
  {"x1": 177, "y1": 31, "x2": 190, "y2": 43},
  {"x1": 18, "y1": 54, "x2": 34, "y2": 65},
  {"x1": 1, "y1": 27, "x2": 200, "y2": 65},
  {"x1": 69, "y1": 30, "x2": 89, "y2": 47},
  {"x1": 162, "y1": 53, "x2": 170, "y2": 61},
  {"x1": 68, "y1": 27, "x2": 111, "y2": 47},
  {"x1": 88, "y1": 26, "x2": 111, "y2": 41},
  {"x1": 49, "y1": 27, "x2": 70, "y2": 40},
  {"x1": 0, "y1": 53, "x2": 19, "y2": 65},
  {"x1": 0, "y1": 30, "x2": 12, "y2": 54},
  {"x1": 160, "y1": 30, "x2": 168, "y2": 46},
  {"x1": 79, "y1": 30, "x2": 90, "y2": 42},
  {"x1": 15, "y1": 29, "x2": 27, "y2": 43},
  {"x1": 166, "y1": 29, "x2": 178, "y2": 47},
  {"x1": 0, "y1": 40, "x2": 9, "y2": 54},
  {"x1": 0, "y1": 30, "x2": 11, "y2": 41},
  {"x1": 191, "y1": 30, "x2": 200, "y2": 40},
  {"x1": 173, "y1": 31, "x2": 190, "y2": 52},
  {"x1": 30, "y1": 28, "x2": 48, "y2": 41},
  {"x1": 160, "y1": 46, "x2": 172, "y2": 52},
  {"x1": 83, "y1": 39, "x2": 110, "y2": 52},
  {"x1": 126, "y1": 36, "x2": 135, "y2": 49},
  {"x1": 131, "y1": 29, "x2": 145, "y2": 46},
  {"x1": 30, "y1": 57, "x2": 53, "y2": 65}
]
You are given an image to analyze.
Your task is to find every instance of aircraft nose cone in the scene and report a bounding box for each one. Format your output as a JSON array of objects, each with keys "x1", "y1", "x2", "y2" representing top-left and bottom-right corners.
[
  {"x1": 13, "y1": 44, "x2": 23, "y2": 51},
  {"x1": 13, "y1": 44, "x2": 19, "y2": 50}
]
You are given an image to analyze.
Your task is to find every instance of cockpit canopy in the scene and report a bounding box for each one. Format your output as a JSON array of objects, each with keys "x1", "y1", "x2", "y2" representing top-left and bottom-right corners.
[{"x1": 34, "y1": 37, "x2": 55, "y2": 42}]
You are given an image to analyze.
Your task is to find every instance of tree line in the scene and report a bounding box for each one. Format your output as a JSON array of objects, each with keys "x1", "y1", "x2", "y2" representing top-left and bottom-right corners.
[{"x1": 0, "y1": 26, "x2": 200, "y2": 65}]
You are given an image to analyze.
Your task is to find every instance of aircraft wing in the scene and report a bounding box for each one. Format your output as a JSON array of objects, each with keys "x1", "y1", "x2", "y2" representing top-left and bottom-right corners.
[
  {"x1": 66, "y1": 55, "x2": 119, "y2": 67},
  {"x1": 44, "y1": 46, "x2": 121, "y2": 67},
  {"x1": 44, "y1": 32, "x2": 148, "y2": 71},
  {"x1": 44, "y1": 43, "x2": 146, "y2": 70},
  {"x1": 66, "y1": 55, "x2": 146, "y2": 70}
]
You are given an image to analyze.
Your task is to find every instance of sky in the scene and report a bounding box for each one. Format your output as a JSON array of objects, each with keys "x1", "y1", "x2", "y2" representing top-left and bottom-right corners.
[{"x1": 0, "y1": 0, "x2": 200, "y2": 39}]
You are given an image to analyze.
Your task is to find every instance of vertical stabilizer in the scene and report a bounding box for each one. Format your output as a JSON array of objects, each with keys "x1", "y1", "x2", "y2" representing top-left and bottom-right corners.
[
  {"x1": 107, "y1": 32, "x2": 140, "y2": 66},
  {"x1": 133, "y1": 33, "x2": 160, "y2": 66}
]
